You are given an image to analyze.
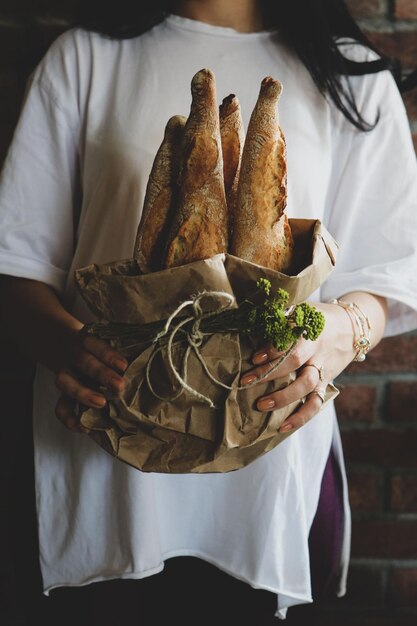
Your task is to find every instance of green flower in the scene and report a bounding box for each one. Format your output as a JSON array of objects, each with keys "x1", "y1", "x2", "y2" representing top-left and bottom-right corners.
[
  {"x1": 257, "y1": 277, "x2": 271, "y2": 295},
  {"x1": 241, "y1": 280, "x2": 325, "y2": 352},
  {"x1": 293, "y1": 302, "x2": 325, "y2": 341}
]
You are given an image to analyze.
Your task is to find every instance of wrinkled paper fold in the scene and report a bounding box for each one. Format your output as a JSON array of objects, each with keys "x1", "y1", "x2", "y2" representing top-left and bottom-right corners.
[{"x1": 75, "y1": 219, "x2": 339, "y2": 473}]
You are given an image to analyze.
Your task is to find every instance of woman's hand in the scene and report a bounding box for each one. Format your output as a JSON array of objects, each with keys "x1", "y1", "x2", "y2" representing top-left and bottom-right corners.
[
  {"x1": 0, "y1": 276, "x2": 129, "y2": 435},
  {"x1": 240, "y1": 293, "x2": 387, "y2": 434},
  {"x1": 54, "y1": 328, "x2": 128, "y2": 434}
]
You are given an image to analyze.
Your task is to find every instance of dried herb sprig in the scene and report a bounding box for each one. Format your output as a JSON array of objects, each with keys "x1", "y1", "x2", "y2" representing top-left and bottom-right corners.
[{"x1": 86, "y1": 278, "x2": 325, "y2": 354}]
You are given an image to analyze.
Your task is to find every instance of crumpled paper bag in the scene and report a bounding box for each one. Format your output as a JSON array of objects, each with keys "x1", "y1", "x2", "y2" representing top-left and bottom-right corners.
[{"x1": 74, "y1": 219, "x2": 339, "y2": 473}]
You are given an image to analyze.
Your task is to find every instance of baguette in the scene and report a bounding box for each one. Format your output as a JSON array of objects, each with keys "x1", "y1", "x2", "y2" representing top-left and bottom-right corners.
[
  {"x1": 134, "y1": 114, "x2": 186, "y2": 272},
  {"x1": 164, "y1": 69, "x2": 228, "y2": 268},
  {"x1": 231, "y1": 76, "x2": 293, "y2": 272},
  {"x1": 219, "y1": 94, "x2": 245, "y2": 237}
]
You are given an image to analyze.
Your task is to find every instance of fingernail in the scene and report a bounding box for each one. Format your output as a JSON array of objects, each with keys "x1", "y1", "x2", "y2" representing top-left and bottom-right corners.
[
  {"x1": 111, "y1": 375, "x2": 125, "y2": 391},
  {"x1": 113, "y1": 358, "x2": 128, "y2": 373},
  {"x1": 91, "y1": 394, "x2": 106, "y2": 408},
  {"x1": 280, "y1": 423, "x2": 294, "y2": 433},
  {"x1": 253, "y1": 352, "x2": 269, "y2": 365},
  {"x1": 257, "y1": 398, "x2": 276, "y2": 411},
  {"x1": 241, "y1": 375, "x2": 258, "y2": 386}
]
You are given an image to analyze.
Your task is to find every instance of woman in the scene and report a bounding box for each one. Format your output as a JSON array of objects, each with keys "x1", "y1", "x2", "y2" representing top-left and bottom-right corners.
[{"x1": 0, "y1": 0, "x2": 416, "y2": 623}]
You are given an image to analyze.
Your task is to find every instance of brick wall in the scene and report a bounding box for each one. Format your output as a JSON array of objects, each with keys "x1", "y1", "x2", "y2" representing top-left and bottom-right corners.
[
  {"x1": 335, "y1": 4, "x2": 417, "y2": 624},
  {"x1": 0, "y1": 2, "x2": 416, "y2": 625}
]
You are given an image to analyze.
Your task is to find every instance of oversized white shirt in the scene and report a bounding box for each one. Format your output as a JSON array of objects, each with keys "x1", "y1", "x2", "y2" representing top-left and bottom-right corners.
[{"x1": 1, "y1": 14, "x2": 417, "y2": 620}]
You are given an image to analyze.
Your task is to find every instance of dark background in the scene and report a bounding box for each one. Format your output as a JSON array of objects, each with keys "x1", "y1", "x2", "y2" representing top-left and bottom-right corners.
[{"x1": 0, "y1": 1, "x2": 417, "y2": 624}]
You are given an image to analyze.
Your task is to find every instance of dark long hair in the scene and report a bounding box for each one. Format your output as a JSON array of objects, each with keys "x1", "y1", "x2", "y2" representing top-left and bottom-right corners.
[{"x1": 74, "y1": 0, "x2": 415, "y2": 131}]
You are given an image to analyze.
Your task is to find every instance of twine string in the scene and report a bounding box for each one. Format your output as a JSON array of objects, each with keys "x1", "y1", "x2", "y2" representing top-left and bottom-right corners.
[{"x1": 145, "y1": 290, "x2": 295, "y2": 408}]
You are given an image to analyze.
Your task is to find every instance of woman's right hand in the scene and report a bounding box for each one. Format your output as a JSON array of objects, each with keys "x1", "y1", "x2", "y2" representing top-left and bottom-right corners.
[
  {"x1": 0, "y1": 276, "x2": 129, "y2": 434},
  {"x1": 54, "y1": 327, "x2": 128, "y2": 434}
]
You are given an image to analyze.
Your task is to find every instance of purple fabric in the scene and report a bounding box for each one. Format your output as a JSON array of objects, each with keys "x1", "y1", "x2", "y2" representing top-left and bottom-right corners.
[{"x1": 308, "y1": 446, "x2": 345, "y2": 600}]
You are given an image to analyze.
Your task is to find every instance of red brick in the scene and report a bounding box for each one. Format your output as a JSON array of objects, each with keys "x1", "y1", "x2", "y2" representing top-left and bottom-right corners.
[
  {"x1": 335, "y1": 385, "x2": 377, "y2": 423},
  {"x1": 389, "y1": 568, "x2": 417, "y2": 607},
  {"x1": 388, "y1": 382, "x2": 417, "y2": 422},
  {"x1": 346, "y1": 335, "x2": 417, "y2": 374},
  {"x1": 341, "y1": 429, "x2": 417, "y2": 467},
  {"x1": 347, "y1": 469, "x2": 382, "y2": 511},
  {"x1": 351, "y1": 520, "x2": 417, "y2": 558},
  {"x1": 390, "y1": 473, "x2": 417, "y2": 511},
  {"x1": 366, "y1": 32, "x2": 417, "y2": 70},
  {"x1": 403, "y1": 89, "x2": 417, "y2": 121},
  {"x1": 346, "y1": 0, "x2": 384, "y2": 18},
  {"x1": 395, "y1": 0, "x2": 417, "y2": 19}
]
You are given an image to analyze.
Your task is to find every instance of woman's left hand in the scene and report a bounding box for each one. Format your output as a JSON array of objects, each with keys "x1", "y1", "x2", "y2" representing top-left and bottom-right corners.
[{"x1": 240, "y1": 301, "x2": 357, "y2": 433}]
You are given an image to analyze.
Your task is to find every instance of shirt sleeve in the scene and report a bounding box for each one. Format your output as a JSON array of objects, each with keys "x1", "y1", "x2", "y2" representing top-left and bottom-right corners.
[
  {"x1": 320, "y1": 66, "x2": 417, "y2": 337},
  {"x1": 0, "y1": 31, "x2": 81, "y2": 295}
]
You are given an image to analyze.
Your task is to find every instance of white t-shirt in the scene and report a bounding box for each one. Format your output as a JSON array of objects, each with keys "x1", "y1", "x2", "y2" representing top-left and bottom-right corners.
[{"x1": 1, "y1": 14, "x2": 417, "y2": 620}]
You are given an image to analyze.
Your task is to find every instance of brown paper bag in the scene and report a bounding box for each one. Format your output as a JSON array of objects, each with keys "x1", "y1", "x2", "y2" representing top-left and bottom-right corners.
[{"x1": 75, "y1": 219, "x2": 339, "y2": 473}]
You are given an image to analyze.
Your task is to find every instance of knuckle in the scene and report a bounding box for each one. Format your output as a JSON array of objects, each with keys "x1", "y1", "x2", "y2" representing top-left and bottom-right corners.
[
  {"x1": 83, "y1": 352, "x2": 99, "y2": 375},
  {"x1": 74, "y1": 386, "x2": 89, "y2": 405},
  {"x1": 292, "y1": 353, "x2": 303, "y2": 370},
  {"x1": 55, "y1": 371, "x2": 66, "y2": 390},
  {"x1": 78, "y1": 388, "x2": 93, "y2": 405},
  {"x1": 88, "y1": 358, "x2": 113, "y2": 386},
  {"x1": 102, "y1": 348, "x2": 118, "y2": 366},
  {"x1": 308, "y1": 395, "x2": 324, "y2": 413},
  {"x1": 80, "y1": 353, "x2": 108, "y2": 386},
  {"x1": 297, "y1": 416, "x2": 307, "y2": 428},
  {"x1": 83, "y1": 334, "x2": 112, "y2": 360},
  {"x1": 103, "y1": 368, "x2": 117, "y2": 386},
  {"x1": 304, "y1": 368, "x2": 318, "y2": 388},
  {"x1": 262, "y1": 361, "x2": 278, "y2": 379},
  {"x1": 260, "y1": 363, "x2": 271, "y2": 377},
  {"x1": 316, "y1": 395, "x2": 325, "y2": 409}
]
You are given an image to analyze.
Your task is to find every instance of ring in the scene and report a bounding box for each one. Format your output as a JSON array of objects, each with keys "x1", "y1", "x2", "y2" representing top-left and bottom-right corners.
[
  {"x1": 311, "y1": 385, "x2": 326, "y2": 403},
  {"x1": 304, "y1": 363, "x2": 325, "y2": 383}
]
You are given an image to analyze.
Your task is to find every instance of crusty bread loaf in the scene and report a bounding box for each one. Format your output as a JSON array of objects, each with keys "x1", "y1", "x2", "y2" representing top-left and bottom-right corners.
[
  {"x1": 230, "y1": 76, "x2": 294, "y2": 272},
  {"x1": 133, "y1": 115, "x2": 186, "y2": 272},
  {"x1": 219, "y1": 94, "x2": 245, "y2": 238},
  {"x1": 275, "y1": 212, "x2": 294, "y2": 272},
  {"x1": 164, "y1": 69, "x2": 228, "y2": 268}
]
